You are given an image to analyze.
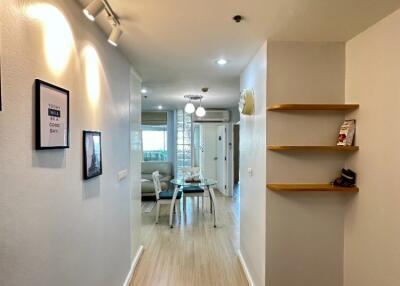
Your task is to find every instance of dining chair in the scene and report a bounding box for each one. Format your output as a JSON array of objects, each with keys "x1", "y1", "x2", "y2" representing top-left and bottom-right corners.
[
  {"x1": 181, "y1": 167, "x2": 205, "y2": 212},
  {"x1": 152, "y1": 171, "x2": 182, "y2": 224}
]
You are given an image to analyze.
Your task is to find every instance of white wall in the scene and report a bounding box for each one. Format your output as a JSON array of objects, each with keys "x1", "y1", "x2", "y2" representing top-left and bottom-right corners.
[
  {"x1": 129, "y1": 69, "x2": 142, "y2": 262},
  {"x1": 344, "y1": 8, "x2": 400, "y2": 286},
  {"x1": 239, "y1": 42, "x2": 267, "y2": 286},
  {"x1": 266, "y1": 42, "x2": 346, "y2": 286},
  {"x1": 0, "y1": 1, "x2": 141, "y2": 285}
]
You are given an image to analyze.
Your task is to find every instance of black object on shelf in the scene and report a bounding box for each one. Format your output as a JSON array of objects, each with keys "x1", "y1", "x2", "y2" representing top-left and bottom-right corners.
[{"x1": 332, "y1": 169, "x2": 356, "y2": 187}]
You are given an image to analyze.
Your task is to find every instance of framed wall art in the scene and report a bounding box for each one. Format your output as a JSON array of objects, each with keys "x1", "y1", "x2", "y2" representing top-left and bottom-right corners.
[
  {"x1": 83, "y1": 131, "x2": 102, "y2": 180},
  {"x1": 35, "y1": 79, "x2": 69, "y2": 150}
]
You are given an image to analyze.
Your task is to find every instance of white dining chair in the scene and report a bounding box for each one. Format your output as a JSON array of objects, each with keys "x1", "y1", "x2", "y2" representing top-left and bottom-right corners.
[
  {"x1": 181, "y1": 167, "x2": 205, "y2": 212},
  {"x1": 152, "y1": 171, "x2": 181, "y2": 224}
]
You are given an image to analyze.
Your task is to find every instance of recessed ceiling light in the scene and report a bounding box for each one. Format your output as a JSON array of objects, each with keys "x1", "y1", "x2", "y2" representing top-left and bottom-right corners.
[
  {"x1": 157, "y1": 105, "x2": 163, "y2": 110},
  {"x1": 216, "y1": 58, "x2": 228, "y2": 66},
  {"x1": 141, "y1": 88, "x2": 148, "y2": 94}
]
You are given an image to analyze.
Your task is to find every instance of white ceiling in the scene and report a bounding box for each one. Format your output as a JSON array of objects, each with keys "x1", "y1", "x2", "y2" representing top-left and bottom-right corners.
[{"x1": 78, "y1": 0, "x2": 400, "y2": 110}]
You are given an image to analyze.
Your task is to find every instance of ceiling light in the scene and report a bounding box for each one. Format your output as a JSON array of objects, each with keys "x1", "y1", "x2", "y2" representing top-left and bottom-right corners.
[
  {"x1": 108, "y1": 26, "x2": 122, "y2": 47},
  {"x1": 184, "y1": 102, "x2": 195, "y2": 114},
  {"x1": 141, "y1": 88, "x2": 147, "y2": 94},
  {"x1": 157, "y1": 105, "x2": 163, "y2": 110},
  {"x1": 196, "y1": 106, "x2": 206, "y2": 117},
  {"x1": 83, "y1": 0, "x2": 105, "y2": 21},
  {"x1": 216, "y1": 58, "x2": 228, "y2": 66}
]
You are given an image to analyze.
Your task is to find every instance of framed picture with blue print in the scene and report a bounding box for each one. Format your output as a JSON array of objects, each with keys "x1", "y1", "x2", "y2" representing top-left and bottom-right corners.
[{"x1": 83, "y1": 131, "x2": 103, "y2": 180}]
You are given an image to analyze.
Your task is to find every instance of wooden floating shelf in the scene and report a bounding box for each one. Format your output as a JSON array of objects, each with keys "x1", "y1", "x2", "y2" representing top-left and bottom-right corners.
[
  {"x1": 267, "y1": 184, "x2": 359, "y2": 192},
  {"x1": 268, "y1": 145, "x2": 359, "y2": 152},
  {"x1": 267, "y1": 104, "x2": 359, "y2": 111}
]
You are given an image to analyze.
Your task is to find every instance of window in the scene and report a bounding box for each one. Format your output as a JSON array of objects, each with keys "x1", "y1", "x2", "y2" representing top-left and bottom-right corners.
[
  {"x1": 176, "y1": 110, "x2": 192, "y2": 177},
  {"x1": 142, "y1": 125, "x2": 168, "y2": 161}
]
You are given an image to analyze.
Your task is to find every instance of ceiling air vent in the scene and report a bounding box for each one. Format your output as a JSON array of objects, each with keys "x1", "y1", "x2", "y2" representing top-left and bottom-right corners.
[{"x1": 192, "y1": 109, "x2": 231, "y2": 123}]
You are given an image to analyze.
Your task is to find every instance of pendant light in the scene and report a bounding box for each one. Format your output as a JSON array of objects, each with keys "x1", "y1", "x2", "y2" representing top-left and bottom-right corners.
[
  {"x1": 184, "y1": 101, "x2": 196, "y2": 114},
  {"x1": 196, "y1": 99, "x2": 206, "y2": 117}
]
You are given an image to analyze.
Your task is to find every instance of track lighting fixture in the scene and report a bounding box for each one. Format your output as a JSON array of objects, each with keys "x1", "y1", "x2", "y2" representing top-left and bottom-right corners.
[
  {"x1": 108, "y1": 26, "x2": 123, "y2": 47},
  {"x1": 83, "y1": 0, "x2": 123, "y2": 47},
  {"x1": 83, "y1": 0, "x2": 105, "y2": 21}
]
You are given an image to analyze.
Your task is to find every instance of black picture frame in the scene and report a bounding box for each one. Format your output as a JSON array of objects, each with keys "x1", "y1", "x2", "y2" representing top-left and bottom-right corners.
[
  {"x1": 35, "y1": 79, "x2": 70, "y2": 150},
  {"x1": 83, "y1": 131, "x2": 102, "y2": 180}
]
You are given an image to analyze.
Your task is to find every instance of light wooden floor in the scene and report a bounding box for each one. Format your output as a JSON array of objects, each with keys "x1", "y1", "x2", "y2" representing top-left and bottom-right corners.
[{"x1": 130, "y1": 188, "x2": 248, "y2": 286}]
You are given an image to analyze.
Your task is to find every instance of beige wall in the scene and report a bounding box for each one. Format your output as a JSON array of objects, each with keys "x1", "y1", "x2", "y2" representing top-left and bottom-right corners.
[
  {"x1": 0, "y1": 1, "x2": 141, "y2": 285},
  {"x1": 344, "y1": 8, "x2": 400, "y2": 286},
  {"x1": 266, "y1": 42, "x2": 347, "y2": 286},
  {"x1": 239, "y1": 42, "x2": 267, "y2": 286}
]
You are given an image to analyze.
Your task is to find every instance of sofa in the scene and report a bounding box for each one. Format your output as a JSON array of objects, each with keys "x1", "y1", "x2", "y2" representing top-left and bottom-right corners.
[{"x1": 142, "y1": 161, "x2": 173, "y2": 198}]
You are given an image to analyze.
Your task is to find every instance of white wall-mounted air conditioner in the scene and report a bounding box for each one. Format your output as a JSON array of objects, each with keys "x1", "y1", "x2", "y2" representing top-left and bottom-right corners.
[{"x1": 192, "y1": 109, "x2": 231, "y2": 122}]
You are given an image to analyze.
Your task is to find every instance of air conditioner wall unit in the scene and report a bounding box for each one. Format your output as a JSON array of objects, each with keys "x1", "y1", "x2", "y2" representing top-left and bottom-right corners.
[{"x1": 192, "y1": 109, "x2": 231, "y2": 122}]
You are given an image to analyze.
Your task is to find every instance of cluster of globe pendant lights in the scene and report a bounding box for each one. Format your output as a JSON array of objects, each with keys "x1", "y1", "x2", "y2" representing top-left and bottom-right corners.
[{"x1": 184, "y1": 96, "x2": 206, "y2": 117}]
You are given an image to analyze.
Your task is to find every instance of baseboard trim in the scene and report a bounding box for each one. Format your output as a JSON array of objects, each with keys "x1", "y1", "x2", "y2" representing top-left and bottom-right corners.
[
  {"x1": 123, "y1": 245, "x2": 144, "y2": 286},
  {"x1": 238, "y1": 249, "x2": 255, "y2": 286}
]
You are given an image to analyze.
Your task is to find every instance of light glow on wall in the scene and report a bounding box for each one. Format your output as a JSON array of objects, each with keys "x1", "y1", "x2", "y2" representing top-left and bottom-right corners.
[
  {"x1": 26, "y1": 4, "x2": 74, "y2": 75},
  {"x1": 83, "y1": 45, "x2": 101, "y2": 106}
]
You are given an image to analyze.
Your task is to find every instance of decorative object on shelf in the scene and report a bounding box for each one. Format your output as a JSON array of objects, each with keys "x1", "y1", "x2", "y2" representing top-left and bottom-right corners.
[
  {"x1": 35, "y1": 79, "x2": 69, "y2": 150},
  {"x1": 337, "y1": 119, "x2": 356, "y2": 146},
  {"x1": 238, "y1": 89, "x2": 254, "y2": 115},
  {"x1": 184, "y1": 94, "x2": 206, "y2": 117},
  {"x1": 83, "y1": 131, "x2": 102, "y2": 180},
  {"x1": 332, "y1": 168, "x2": 356, "y2": 187}
]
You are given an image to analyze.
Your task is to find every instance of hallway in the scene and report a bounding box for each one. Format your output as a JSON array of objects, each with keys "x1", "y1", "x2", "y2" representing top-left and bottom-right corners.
[{"x1": 131, "y1": 189, "x2": 247, "y2": 286}]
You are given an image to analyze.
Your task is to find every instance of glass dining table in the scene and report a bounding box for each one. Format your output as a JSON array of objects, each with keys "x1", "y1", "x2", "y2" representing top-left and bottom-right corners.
[{"x1": 169, "y1": 178, "x2": 218, "y2": 228}]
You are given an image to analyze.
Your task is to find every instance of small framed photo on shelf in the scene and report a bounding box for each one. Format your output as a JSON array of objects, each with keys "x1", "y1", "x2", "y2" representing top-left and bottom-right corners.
[
  {"x1": 83, "y1": 131, "x2": 102, "y2": 180},
  {"x1": 337, "y1": 119, "x2": 356, "y2": 146},
  {"x1": 35, "y1": 79, "x2": 69, "y2": 149}
]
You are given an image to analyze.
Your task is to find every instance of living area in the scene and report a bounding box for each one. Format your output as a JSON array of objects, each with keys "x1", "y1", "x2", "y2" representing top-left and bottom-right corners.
[
  {"x1": 134, "y1": 102, "x2": 244, "y2": 284},
  {"x1": 140, "y1": 105, "x2": 240, "y2": 216}
]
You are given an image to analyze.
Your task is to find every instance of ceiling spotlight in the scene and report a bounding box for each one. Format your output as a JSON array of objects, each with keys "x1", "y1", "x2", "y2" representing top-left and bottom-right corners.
[
  {"x1": 141, "y1": 88, "x2": 148, "y2": 94},
  {"x1": 108, "y1": 26, "x2": 123, "y2": 47},
  {"x1": 83, "y1": 0, "x2": 105, "y2": 21},
  {"x1": 233, "y1": 15, "x2": 243, "y2": 23},
  {"x1": 216, "y1": 58, "x2": 228, "y2": 66},
  {"x1": 157, "y1": 105, "x2": 163, "y2": 110}
]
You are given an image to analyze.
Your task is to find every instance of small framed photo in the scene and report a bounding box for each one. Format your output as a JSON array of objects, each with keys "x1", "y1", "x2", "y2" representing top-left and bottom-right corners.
[
  {"x1": 35, "y1": 79, "x2": 69, "y2": 149},
  {"x1": 83, "y1": 131, "x2": 102, "y2": 180}
]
